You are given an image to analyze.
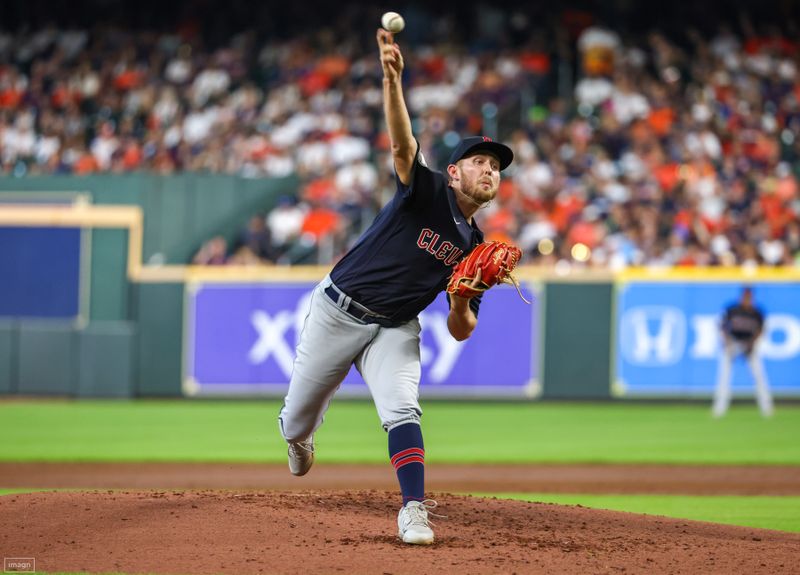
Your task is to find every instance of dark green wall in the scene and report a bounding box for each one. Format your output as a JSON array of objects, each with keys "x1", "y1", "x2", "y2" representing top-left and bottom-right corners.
[
  {"x1": 133, "y1": 282, "x2": 184, "y2": 396},
  {"x1": 90, "y1": 229, "x2": 130, "y2": 321},
  {"x1": 17, "y1": 322, "x2": 78, "y2": 395},
  {"x1": 2, "y1": 321, "x2": 136, "y2": 396},
  {"x1": 0, "y1": 321, "x2": 15, "y2": 392},
  {"x1": 77, "y1": 322, "x2": 136, "y2": 397},
  {"x1": 542, "y1": 282, "x2": 613, "y2": 399}
]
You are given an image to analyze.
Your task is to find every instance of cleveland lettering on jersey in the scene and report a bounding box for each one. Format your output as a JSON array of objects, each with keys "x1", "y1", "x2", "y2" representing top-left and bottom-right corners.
[{"x1": 416, "y1": 228, "x2": 463, "y2": 265}]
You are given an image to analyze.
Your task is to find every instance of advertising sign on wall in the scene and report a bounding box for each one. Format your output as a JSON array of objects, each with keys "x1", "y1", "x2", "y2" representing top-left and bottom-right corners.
[
  {"x1": 185, "y1": 282, "x2": 539, "y2": 397},
  {"x1": 616, "y1": 282, "x2": 800, "y2": 397}
]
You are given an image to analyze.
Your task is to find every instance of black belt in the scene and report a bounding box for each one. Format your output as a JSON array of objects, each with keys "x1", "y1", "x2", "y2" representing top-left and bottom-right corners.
[{"x1": 324, "y1": 284, "x2": 397, "y2": 327}]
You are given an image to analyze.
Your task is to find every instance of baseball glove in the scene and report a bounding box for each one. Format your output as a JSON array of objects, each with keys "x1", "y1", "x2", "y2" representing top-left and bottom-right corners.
[{"x1": 446, "y1": 240, "x2": 530, "y2": 303}]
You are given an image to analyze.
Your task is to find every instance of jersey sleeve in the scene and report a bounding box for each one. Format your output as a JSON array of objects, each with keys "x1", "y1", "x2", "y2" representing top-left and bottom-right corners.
[{"x1": 395, "y1": 142, "x2": 445, "y2": 205}]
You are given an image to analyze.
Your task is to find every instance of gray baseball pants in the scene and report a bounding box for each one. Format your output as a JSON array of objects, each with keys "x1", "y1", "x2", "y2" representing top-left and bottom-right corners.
[
  {"x1": 712, "y1": 340, "x2": 774, "y2": 417},
  {"x1": 279, "y1": 277, "x2": 423, "y2": 443}
]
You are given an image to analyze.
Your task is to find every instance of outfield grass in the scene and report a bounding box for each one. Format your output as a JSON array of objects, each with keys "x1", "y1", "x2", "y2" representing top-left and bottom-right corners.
[
  {"x1": 484, "y1": 493, "x2": 800, "y2": 533},
  {"x1": 0, "y1": 488, "x2": 49, "y2": 495},
  {"x1": 1, "y1": 400, "x2": 798, "y2": 464}
]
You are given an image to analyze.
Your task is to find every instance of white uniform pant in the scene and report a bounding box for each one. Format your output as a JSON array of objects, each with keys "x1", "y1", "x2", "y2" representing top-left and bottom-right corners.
[
  {"x1": 279, "y1": 278, "x2": 423, "y2": 443},
  {"x1": 712, "y1": 340, "x2": 774, "y2": 418}
]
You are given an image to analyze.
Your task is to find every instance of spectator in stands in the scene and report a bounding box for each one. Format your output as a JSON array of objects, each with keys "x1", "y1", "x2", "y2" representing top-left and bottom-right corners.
[
  {"x1": 192, "y1": 235, "x2": 228, "y2": 265},
  {"x1": 236, "y1": 214, "x2": 276, "y2": 263},
  {"x1": 267, "y1": 195, "x2": 308, "y2": 264}
]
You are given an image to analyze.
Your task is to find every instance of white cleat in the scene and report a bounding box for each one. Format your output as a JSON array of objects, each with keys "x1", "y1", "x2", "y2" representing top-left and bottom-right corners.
[
  {"x1": 397, "y1": 500, "x2": 438, "y2": 545},
  {"x1": 287, "y1": 436, "x2": 314, "y2": 476}
]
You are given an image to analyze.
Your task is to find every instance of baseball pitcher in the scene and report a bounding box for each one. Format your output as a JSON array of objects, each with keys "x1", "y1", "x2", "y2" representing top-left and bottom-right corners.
[{"x1": 277, "y1": 28, "x2": 518, "y2": 545}]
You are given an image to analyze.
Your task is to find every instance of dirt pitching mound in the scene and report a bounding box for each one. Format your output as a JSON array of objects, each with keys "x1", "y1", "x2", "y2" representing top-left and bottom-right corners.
[{"x1": 2, "y1": 490, "x2": 798, "y2": 574}]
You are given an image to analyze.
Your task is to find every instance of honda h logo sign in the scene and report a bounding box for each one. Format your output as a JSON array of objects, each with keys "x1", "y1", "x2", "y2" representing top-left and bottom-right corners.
[
  {"x1": 620, "y1": 306, "x2": 686, "y2": 365},
  {"x1": 616, "y1": 282, "x2": 800, "y2": 396},
  {"x1": 620, "y1": 306, "x2": 800, "y2": 367}
]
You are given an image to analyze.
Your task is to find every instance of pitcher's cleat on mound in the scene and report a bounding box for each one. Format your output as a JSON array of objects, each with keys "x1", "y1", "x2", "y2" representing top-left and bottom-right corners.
[
  {"x1": 397, "y1": 500, "x2": 437, "y2": 545},
  {"x1": 287, "y1": 436, "x2": 314, "y2": 476}
]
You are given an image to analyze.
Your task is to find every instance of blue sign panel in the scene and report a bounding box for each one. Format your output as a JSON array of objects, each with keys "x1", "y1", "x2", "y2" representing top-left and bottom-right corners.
[
  {"x1": 186, "y1": 282, "x2": 538, "y2": 397},
  {"x1": 0, "y1": 227, "x2": 82, "y2": 318},
  {"x1": 616, "y1": 282, "x2": 800, "y2": 397}
]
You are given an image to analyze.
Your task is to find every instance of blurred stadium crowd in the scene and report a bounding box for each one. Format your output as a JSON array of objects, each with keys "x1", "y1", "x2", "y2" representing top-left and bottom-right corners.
[{"x1": 1, "y1": 1, "x2": 799, "y2": 268}]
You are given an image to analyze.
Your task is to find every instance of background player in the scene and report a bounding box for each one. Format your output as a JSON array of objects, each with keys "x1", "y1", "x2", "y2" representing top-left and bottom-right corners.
[
  {"x1": 712, "y1": 286, "x2": 774, "y2": 418},
  {"x1": 277, "y1": 27, "x2": 514, "y2": 545}
]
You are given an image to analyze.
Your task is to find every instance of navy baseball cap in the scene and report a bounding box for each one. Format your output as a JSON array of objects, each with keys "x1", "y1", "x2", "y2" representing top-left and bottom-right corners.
[{"x1": 447, "y1": 136, "x2": 514, "y2": 171}]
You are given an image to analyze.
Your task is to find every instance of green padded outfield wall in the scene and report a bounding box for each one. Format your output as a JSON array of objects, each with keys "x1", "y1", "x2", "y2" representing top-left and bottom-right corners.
[
  {"x1": 0, "y1": 322, "x2": 14, "y2": 392},
  {"x1": 77, "y1": 322, "x2": 136, "y2": 398},
  {"x1": 542, "y1": 282, "x2": 613, "y2": 399},
  {"x1": 133, "y1": 282, "x2": 184, "y2": 396},
  {"x1": 17, "y1": 322, "x2": 78, "y2": 395},
  {"x1": 1, "y1": 321, "x2": 137, "y2": 396},
  {"x1": 90, "y1": 229, "x2": 130, "y2": 321}
]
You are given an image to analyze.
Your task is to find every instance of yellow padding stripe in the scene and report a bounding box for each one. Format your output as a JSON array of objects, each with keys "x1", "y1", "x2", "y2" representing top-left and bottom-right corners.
[{"x1": 616, "y1": 266, "x2": 800, "y2": 282}]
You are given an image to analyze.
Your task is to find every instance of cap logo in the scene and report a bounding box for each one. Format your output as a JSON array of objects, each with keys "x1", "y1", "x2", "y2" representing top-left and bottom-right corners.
[{"x1": 482, "y1": 136, "x2": 492, "y2": 142}]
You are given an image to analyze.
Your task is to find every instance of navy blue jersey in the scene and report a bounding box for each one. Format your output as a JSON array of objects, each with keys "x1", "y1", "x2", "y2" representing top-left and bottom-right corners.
[
  {"x1": 331, "y1": 146, "x2": 483, "y2": 322},
  {"x1": 723, "y1": 304, "x2": 764, "y2": 341}
]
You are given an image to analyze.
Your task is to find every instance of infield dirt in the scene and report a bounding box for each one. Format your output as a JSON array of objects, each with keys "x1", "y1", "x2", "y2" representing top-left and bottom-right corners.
[{"x1": 1, "y1": 463, "x2": 799, "y2": 574}]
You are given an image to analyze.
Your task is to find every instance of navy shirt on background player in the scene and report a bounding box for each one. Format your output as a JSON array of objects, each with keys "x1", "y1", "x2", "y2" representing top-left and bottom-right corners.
[{"x1": 722, "y1": 302, "x2": 764, "y2": 344}]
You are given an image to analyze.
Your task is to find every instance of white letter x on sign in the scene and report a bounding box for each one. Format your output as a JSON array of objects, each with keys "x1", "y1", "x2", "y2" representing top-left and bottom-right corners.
[{"x1": 248, "y1": 310, "x2": 295, "y2": 377}]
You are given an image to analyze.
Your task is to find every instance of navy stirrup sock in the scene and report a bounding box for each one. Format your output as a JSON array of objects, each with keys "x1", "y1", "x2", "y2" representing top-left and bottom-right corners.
[{"x1": 388, "y1": 422, "x2": 425, "y2": 505}]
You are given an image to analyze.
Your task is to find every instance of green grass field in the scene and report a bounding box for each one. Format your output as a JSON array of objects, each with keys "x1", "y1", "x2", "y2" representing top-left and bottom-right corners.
[
  {"x1": 484, "y1": 493, "x2": 800, "y2": 533},
  {"x1": 2, "y1": 400, "x2": 799, "y2": 534},
  {"x1": 2, "y1": 400, "x2": 798, "y2": 464}
]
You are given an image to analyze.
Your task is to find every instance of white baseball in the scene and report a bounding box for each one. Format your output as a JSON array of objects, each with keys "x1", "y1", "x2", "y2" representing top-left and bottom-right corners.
[{"x1": 381, "y1": 11, "x2": 405, "y2": 33}]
